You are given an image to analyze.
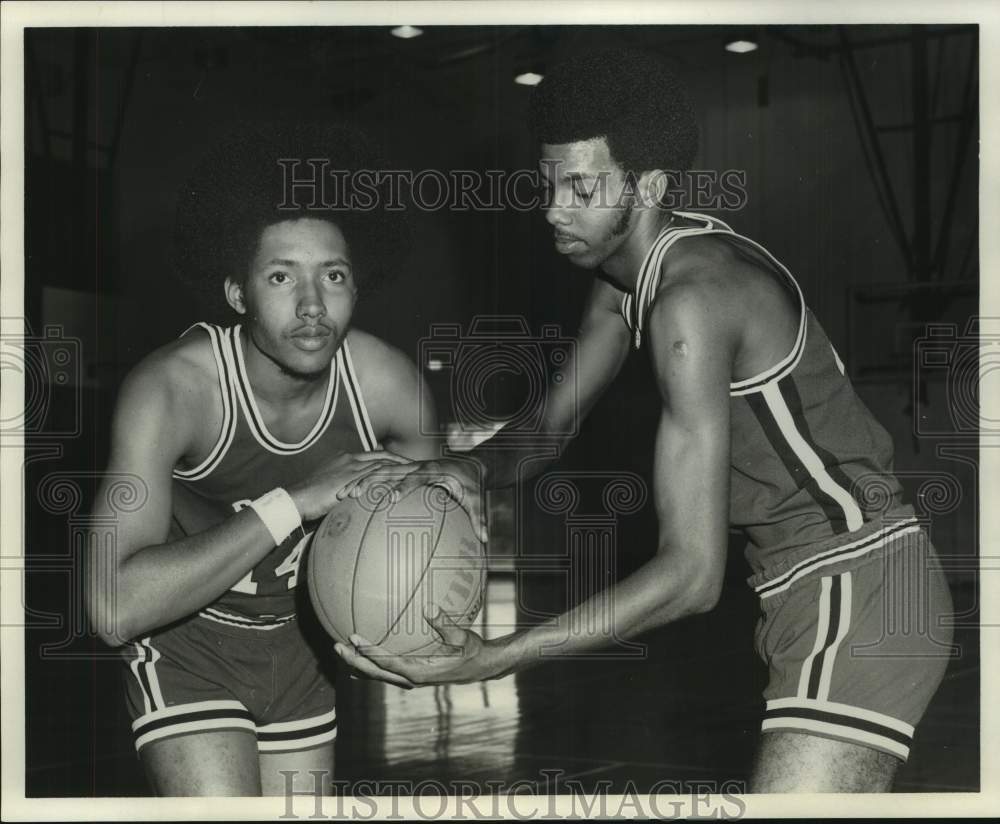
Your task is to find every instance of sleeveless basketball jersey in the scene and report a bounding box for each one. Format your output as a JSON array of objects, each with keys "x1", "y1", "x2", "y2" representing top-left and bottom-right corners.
[
  {"x1": 168, "y1": 323, "x2": 379, "y2": 629},
  {"x1": 622, "y1": 212, "x2": 918, "y2": 583}
]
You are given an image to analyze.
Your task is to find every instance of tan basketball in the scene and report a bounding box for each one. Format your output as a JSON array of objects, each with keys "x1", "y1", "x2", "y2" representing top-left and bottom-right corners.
[{"x1": 306, "y1": 484, "x2": 486, "y2": 656}]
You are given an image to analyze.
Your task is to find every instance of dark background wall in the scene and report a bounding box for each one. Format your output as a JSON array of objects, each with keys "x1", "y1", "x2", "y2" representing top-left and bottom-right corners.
[{"x1": 20, "y1": 24, "x2": 979, "y2": 795}]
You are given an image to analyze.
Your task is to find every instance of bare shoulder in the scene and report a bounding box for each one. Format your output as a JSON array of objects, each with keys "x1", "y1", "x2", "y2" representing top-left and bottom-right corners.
[
  {"x1": 118, "y1": 327, "x2": 221, "y2": 424},
  {"x1": 104, "y1": 326, "x2": 226, "y2": 470},
  {"x1": 644, "y1": 242, "x2": 745, "y2": 385},
  {"x1": 343, "y1": 328, "x2": 432, "y2": 448},
  {"x1": 652, "y1": 231, "x2": 800, "y2": 381},
  {"x1": 663, "y1": 232, "x2": 797, "y2": 319},
  {"x1": 647, "y1": 253, "x2": 739, "y2": 344},
  {"x1": 344, "y1": 328, "x2": 421, "y2": 401}
]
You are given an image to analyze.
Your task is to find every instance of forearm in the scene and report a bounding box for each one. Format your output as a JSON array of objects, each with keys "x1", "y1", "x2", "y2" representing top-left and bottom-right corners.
[
  {"x1": 93, "y1": 508, "x2": 281, "y2": 644},
  {"x1": 465, "y1": 435, "x2": 570, "y2": 490},
  {"x1": 499, "y1": 551, "x2": 716, "y2": 674}
]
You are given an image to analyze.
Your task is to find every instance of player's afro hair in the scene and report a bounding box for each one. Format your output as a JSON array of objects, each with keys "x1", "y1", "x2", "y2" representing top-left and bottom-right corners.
[
  {"x1": 173, "y1": 121, "x2": 406, "y2": 315},
  {"x1": 529, "y1": 48, "x2": 699, "y2": 177}
]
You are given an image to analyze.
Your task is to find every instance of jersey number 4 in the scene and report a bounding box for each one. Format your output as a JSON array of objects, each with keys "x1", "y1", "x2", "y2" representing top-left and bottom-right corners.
[{"x1": 229, "y1": 499, "x2": 307, "y2": 595}]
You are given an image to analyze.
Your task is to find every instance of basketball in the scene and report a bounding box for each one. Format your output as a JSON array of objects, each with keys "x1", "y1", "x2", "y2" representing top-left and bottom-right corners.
[{"x1": 306, "y1": 483, "x2": 487, "y2": 656}]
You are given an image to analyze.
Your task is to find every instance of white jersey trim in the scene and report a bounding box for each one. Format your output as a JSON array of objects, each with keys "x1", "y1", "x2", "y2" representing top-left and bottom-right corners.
[
  {"x1": 199, "y1": 606, "x2": 296, "y2": 630},
  {"x1": 340, "y1": 339, "x2": 379, "y2": 451},
  {"x1": 229, "y1": 324, "x2": 340, "y2": 455},
  {"x1": 760, "y1": 382, "x2": 865, "y2": 532},
  {"x1": 620, "y1": 212, "x2": 808, "y2": 396},
  {"x1": 172, "y1": 324, "x2": 239, "y2": 480}
]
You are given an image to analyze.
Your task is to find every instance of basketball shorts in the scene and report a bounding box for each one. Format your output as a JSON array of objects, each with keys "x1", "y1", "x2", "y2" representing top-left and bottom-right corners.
[
  {"x1": 121, "y1": 615, "x2": 337, "y2": 754},
  {"x1": 752, "y1": 524, "x2": 955, "y2": 761}
]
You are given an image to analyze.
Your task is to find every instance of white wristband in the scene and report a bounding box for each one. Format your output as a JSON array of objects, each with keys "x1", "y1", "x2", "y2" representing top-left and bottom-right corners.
[{"x1": 249, "y1": 487, "x2": 302, "y2": 546}]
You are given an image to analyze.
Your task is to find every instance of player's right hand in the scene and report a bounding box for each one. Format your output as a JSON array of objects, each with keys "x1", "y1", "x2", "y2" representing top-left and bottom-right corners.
[{"x1": 286, "y1": 451, "x2": 409, "y2": 521}]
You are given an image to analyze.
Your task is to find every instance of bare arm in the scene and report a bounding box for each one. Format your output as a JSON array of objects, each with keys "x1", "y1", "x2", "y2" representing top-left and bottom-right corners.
[
  {"x1": 354, "y1": 332, "x2": 441, "y2": 462},
  {"x1": 514, "y1": 286, "x2": 733, "y2": 647},
  {"x1": 463, "y1": 276, "x2": 633, "y2": 488},
  {"x1": 338, "y1": 281, "x2": 736, "y2": 684},
  {"x1": 86, "y1": 356, "x2": 398, "y2": 646}
]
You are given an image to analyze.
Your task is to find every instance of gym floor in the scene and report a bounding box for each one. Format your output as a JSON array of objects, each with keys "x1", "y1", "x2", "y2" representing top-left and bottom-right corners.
[
  {"x1": 335, "y1": 572, "x2": 979, "y2": 795},
  {"x1": 24, "y1": 559, "x2": 978, "y2": 797}
]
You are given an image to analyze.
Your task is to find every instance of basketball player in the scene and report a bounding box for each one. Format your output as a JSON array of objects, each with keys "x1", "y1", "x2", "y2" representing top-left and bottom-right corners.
[
  {"x1": 336, "y1": 50, "x2": 956, "y2": 792},
  {"x1": 84, "y1": 128, "x2": 447, "y2": 796}
]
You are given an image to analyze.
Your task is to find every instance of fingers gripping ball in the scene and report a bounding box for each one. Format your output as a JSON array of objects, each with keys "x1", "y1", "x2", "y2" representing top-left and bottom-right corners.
[{"x1": 307, "y1": 483, "x2": 486, "y2": 656}]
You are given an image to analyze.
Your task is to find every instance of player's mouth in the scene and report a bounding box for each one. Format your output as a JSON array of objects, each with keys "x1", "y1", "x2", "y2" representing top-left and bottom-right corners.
[
  {"x1": 290, "y1": 324, "x2": 334, "y2": 351},
  {"x1": 554, "y1": 232, "x2": 584, "y2": 254}
]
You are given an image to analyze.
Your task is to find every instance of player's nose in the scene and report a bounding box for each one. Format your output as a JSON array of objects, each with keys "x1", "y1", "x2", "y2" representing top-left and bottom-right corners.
[
  {"x1": 544, "y1": 203, "x2": 572, "y2": 227},
  {"x1": 544, "y1": 183, "x2": 576, "y2": 226},
  {"x1": 296, "y1": 281, "x2": 326, "y2": 318}
]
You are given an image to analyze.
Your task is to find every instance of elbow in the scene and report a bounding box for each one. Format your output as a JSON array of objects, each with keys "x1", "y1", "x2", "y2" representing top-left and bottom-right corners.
[
  {"x1": 91, "y1": 612, "x2": 135, "y2": 648},
  {"x1": 686, "y1": 574, "x2": 723, "y2": 616},
  {"x1": 86, "y1": 595, "x2": 137, "y2": 648},
  {"x1": 97, "y1": 629, "x2": 130, "y2": 649}
]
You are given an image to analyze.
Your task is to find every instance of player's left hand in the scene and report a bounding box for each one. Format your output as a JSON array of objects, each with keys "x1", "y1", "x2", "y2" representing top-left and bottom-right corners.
[
  {"x1": 333, "y1": 607, "x2": 512, "y2": 688},
  {"x1": 339, "y1": 456, "x2": 488, "y2": 543}
]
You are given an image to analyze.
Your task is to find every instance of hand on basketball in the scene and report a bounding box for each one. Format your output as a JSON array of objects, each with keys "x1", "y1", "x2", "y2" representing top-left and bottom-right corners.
[
  {"x1": 286, "y1": 451, "x2": 410, "y2": 521},
  {"x1": 340, "y1": 456, "x2": 488, "y2": 543},
  {"x1": 333, "y1": 607, "x2": 508, "y2": 688}
]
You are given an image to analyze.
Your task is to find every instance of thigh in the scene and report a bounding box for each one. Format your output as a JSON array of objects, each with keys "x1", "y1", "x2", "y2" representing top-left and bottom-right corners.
[
  {"x1": 255, "y1": 621, "x2": 338, "y2": 798},
  {"x1": 750, "y1": 730, "x2": 899, "y2": 792},
  {"x1": 141, "y1": 729, "x2": 261, "y2": 796},
  {"x1": 259, "y1": 742, "x2": 335, "y2": 797}
]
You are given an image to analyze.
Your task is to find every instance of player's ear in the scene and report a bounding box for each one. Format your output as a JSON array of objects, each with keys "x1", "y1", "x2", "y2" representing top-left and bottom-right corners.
[
  {"x1": 224, "y1": 277, "x2": 247, "y2": 315},
  {"x1": 638, "y1": 169, "x2": 668, "y2": 209}
]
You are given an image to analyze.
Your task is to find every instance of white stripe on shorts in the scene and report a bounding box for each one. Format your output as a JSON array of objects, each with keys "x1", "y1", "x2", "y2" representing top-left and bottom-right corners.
[
  {"x1": 817, "y1": 573, "x2": 852, "y2": 701},
  {"x1": 763, "y1": 697, "x2": 914, "y2": 761},
  {"x1": 131, "y1": 699, "x2": 254, "y2": 751},
  {"x1": 761, "y1": 716, "x2": 909, "y2": 761}
]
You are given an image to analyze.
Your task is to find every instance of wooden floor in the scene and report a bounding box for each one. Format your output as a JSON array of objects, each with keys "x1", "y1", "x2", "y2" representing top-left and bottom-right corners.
[
  {"x1": 26, "y1": 536, "x2": 979, "y2": 797},
  {"x1": 25, "y1": 560, "x2": 979, "y2": 797},
  {"x1": 334, "y1": 574, "x2": 980, "y2": 795}
]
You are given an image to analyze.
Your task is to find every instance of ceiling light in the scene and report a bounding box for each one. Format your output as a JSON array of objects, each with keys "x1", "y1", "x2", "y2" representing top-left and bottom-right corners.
[
  {"x1": 514, "y1": 72, "x2": 544, "y2": 86},
  {"x1": 724, "y1": 30, "x2": 758, "y2": 53},
  {"x1": 390, "y1": 25, "x2": 423, "y2": 40}
]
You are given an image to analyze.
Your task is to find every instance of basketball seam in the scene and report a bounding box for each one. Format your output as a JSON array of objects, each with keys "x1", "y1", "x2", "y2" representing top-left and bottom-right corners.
[
  {"x1": 375, "y1": 500, "x2": 448, "y2": 648},
  {"x1": 307, "y1": 530, "x2": 342, "y2": 641},
  {"x1": 349, "y1": 499, "x2": 384, "y2": 643}
]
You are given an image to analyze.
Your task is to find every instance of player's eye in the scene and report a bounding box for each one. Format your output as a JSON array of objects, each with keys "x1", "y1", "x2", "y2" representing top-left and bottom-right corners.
[
  {"x1": 573, "y1": 182, "x2": 595, "y2": 202},
  {"x1": 268, "y1": 271, "x2": 290, "y2": 284},
  {"x1": 325, "y1": 270, "x2": 347, "y2": 283}
]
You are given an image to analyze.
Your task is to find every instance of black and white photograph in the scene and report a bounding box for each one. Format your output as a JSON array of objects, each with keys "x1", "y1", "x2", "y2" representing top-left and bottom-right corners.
[{"x1": 1, "y1": 1, "x2": 997, "y2": 818}]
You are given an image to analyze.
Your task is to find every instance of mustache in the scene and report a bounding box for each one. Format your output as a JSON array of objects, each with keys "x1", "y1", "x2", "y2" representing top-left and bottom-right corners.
[{"x1": 289, "y1": 322, "x2": 335, "y2": 337}]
